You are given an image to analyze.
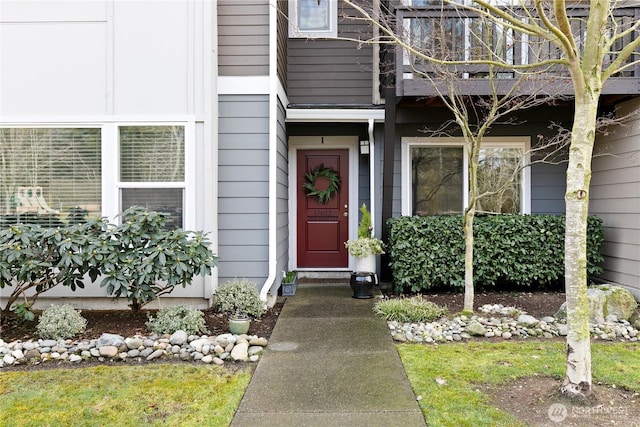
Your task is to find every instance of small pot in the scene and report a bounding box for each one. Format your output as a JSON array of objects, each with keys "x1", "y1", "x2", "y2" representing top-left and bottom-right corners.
[{"x1": 228, "y1": 317, "x2": 250, "y2": 335}]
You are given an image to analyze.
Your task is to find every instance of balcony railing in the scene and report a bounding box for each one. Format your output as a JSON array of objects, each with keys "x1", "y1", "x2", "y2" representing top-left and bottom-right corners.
[{"x1": 393, "y1": 4, "x2": 640, "y2": 97}]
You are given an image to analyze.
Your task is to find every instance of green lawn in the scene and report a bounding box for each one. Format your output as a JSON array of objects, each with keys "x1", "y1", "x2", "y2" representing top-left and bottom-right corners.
[
  {"x1": 0, "y1": 364, "x2": 251, "y2": 427},
  {"x1": 398, "y1": 341, "x2": 640, "y2": 427}
]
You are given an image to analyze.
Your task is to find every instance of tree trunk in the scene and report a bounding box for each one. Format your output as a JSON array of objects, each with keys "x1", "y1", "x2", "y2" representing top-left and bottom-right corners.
[
  {"x1": 463, "y1": 206, "x2": 475, "y2": 313},
  {"x1": 561, "y1": 94, "x2": 599, "y2": 399}
]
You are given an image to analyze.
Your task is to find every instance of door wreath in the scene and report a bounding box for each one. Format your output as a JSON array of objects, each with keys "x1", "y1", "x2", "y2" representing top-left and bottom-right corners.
[{"x1": 303, "y1": 166, "x2": 340, "y2": 204}]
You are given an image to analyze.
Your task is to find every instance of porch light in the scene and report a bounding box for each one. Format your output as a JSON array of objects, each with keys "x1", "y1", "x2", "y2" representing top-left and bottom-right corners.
[{"x1": 359, "y1": 140, "x2": 370, "y2": 155}]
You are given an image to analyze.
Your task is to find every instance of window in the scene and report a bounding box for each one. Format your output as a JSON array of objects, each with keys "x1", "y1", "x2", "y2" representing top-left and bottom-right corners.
[
  {"x1": 402, "y1": 137, "x2": 530, "y2": 215},
  {"x1": 289, "y1": 0, "x2": 337, "y2": 38},
  {"x1": 0, "y1": 128, "x2": 101, "y2": 225},
  {"x1": 119, "y1": 125, "x2": 185, "y2": 228}
]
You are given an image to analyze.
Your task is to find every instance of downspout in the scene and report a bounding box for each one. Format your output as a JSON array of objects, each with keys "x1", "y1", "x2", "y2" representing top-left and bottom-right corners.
[
  {"x1": 204, "y1": 0, "x2": 218, "y2": 305},
  {"x1": 260, "y1": 1, "x2": 278, "y2": 305},
  {"x1": 368, "y1": 118, "x2": 376, "y2": 235}
]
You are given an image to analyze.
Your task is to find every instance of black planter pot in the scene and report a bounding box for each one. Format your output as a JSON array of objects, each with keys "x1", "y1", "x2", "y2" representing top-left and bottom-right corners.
[{"x1": 350, "y1": 272, "x2": 376, "y2": 299}]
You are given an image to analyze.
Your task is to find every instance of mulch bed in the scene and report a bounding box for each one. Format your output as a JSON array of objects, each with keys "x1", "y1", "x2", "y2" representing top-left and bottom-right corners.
[
  {"x1": 1, "y1": 304, "x2": 284, "y2": 344},
  {"x1": 1, "y1": 290, "x2": 567, "y2": 344}
]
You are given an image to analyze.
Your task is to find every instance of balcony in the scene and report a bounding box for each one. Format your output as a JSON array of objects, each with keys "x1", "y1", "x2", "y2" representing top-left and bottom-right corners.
[{"x1": 393, "y1": 5, "x2": 640, "y2": 98}]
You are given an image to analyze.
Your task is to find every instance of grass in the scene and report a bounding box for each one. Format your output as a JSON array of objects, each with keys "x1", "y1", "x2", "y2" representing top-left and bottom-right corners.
[
  {"x1": 398, "y1": 341, "x2": 640, "y2": 427},
  {"x1": 0, "y1": 364, "x2": 251, "y2": 427},
  {"x1": 373, "y1": 296, "x2": 448, "y2": 322}
]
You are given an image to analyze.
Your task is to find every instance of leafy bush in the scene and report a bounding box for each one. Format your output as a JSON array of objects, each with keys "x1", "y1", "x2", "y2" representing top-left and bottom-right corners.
[
  {"x1": 96, "y1": 207, "x2": 219, "y2": 312},
  {"x1": 146, "y1": 305, "x2": 208, "y2": 335},
  {"x1": 36, "y1": 304, "x2": 87, "y2": 340},
  {"x1": 0, "y1": 218, "x2": 107, "y2": 314},
  {"x1": 0, "y1": 208, "x2": 218, "y2": 313},
  {"x1": 214, "y1": 279, "x2": 264, "y2": 319},
  {"x1": 373, "y1": 297, "x2": 448, "y2": 322},
  {"x1": 387, "y1": 214, "x2": 605, "y2": 293}
]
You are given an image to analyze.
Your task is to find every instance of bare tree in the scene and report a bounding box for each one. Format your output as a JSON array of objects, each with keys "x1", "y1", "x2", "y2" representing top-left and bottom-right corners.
[{"x1": 345, "y1": 0, "x2": 640, "y2": 399}]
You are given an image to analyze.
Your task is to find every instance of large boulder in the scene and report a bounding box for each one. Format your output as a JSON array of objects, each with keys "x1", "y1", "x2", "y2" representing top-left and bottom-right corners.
[{"x1": 555, "y1": 284, "x2": 638, "y2": 323}]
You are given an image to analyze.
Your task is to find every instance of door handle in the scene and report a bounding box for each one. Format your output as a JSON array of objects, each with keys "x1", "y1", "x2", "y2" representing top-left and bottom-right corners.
[{"x1": 343, "y1": 212, "x2": 348, "y2": 217}]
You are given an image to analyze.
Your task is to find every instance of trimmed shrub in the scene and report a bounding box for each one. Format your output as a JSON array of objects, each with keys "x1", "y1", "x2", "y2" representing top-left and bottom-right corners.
[
  {"x1": 387, "y1": 214, "x2": 605, "y2": 293},
  {"x1": 373, "y1": 297, "x2": 448, "y2": 322},
  {"x1": 146, "y1": 305, "x2": 207, "y2": 335},
  {"x1": 214, "y1": 279, "x2": 264, "y2": 319},
  {"x1": 36, "y1": 304, "x2": 87, "y2": 340}
]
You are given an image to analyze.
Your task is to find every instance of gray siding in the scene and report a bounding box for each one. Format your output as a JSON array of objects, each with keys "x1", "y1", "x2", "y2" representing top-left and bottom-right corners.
[
  {"x1": 531, "y1": 163, "x2": 566, "y2": 214},
  {"x1": 590, "y1": 98, "x2": 640, "y2": 298},
  {"x1": 287, "y1": 2, "x2": 374, "y2": 105},
  {"x1": 273, "y1": 97, "x2": 290, "y2": 294},
  {"x1": 218, "y1": 95, "x2": 270, "y2": 284},
  {"x1": 218, "y1": 0, "x2": 269, "y2": 76},
  {"x1": 277, "y1": 0, "x2": 288, "y2": 91}
]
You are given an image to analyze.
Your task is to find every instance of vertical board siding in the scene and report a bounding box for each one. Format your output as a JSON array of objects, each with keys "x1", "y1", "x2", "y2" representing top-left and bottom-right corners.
[
  {"x1": 274, "y1": 99, "x2": 290, "y2": 294},
  {"x1": 218, "y1": 0, "x2": 270, "y2": 76},
  {"x1": 218, "y1": 95, "x2": 270, "y2": 284},
  {"x1": 591, "y1": 99, "x2": 640, "y2": 296},
  {"x1": 277, "y1": 0, "x2": 288, "y2": 91},
  {"x1": 287, "y1": 2, "x2": 374, "y2": 105}
]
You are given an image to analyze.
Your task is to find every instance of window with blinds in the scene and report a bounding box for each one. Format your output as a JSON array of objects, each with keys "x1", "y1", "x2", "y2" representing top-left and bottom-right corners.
[
  {"x1": 119, "y1": 126, "x2": 185, "y2": 228},
  {"x1": 0, "y1": 128, "x2": 101, "y2": 225}
]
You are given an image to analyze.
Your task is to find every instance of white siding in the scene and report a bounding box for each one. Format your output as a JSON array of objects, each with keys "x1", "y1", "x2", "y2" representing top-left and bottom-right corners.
[
  {"x1": 0, "y1": 0, "x2": 214, "y2": 307},
  {"x1": 591, "y1": 98, "x2": 640, "y2": 298}
]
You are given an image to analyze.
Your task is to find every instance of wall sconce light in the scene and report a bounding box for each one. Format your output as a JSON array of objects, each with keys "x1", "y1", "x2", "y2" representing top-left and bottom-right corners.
[{"x1": 359, "y1": 140, "x2": 370, "y2": 155}]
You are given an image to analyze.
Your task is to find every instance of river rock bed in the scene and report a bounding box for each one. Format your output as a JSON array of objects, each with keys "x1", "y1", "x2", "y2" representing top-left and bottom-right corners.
[
  {"x1": 0, "y1": 330, "x2": 268, "y2": 368},
  {"x1": 389, "y1": 304, "x2": 640, "y2": 344}
]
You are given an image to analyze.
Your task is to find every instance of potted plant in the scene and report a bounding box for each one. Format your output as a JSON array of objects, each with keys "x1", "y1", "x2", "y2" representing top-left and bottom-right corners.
[
  {"x1": 345, "y1": 203, "x2": 385, "y2": 273},
  {"x1": 280, "y1": 270, "x2": 298, "y2": 296},
  {"x1": 213, "y1": 278, "x2": 265, "y2": 334}
]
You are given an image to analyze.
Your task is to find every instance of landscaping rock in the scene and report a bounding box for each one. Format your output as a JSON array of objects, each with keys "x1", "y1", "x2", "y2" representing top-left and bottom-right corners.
[
  {"x1": 169, "y1": 330, "x2": 188, "y2": 346},
  {"x1": 99, "y1": 346, "x2": 119, "y2": 358},
  {"x1": 125, "y1": 337, "x2": 143, "y2": 350},
  {"x1": 517, "y1": 314, "x2": 538, "y2": 327},
  {"x1": 97, "y1": 333, "x2": 124, "y2": 348},
  {"x1": 555, "y1": 284, "x2": 638, "y2": 323},
  {"x1": 466, "y1": 320, "x2": 487, "y2": 336},
  {"x1": 231, "y1": 341, "x2": 249, "y2": 361}
]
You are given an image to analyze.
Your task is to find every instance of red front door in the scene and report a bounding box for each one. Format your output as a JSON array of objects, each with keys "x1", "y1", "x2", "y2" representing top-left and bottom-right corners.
[{"x1": 297, "y1": 149, "x2": 349, "y2": 268}]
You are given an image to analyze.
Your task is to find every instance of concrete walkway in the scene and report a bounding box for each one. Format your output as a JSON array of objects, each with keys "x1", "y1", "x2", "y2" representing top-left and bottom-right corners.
[{"x1": 231, "y1": 283, "x2": 426, "y2": 426}]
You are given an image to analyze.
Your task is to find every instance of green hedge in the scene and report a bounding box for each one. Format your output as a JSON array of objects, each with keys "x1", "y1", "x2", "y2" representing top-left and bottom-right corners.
[{"x1": 387, "y1": 215, "x2": 605, "y2": 293}]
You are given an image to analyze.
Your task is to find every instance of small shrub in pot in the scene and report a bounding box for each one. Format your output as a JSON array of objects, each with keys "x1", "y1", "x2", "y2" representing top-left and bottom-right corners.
[{"x1": 214, "y1": 279, "x2": 264, "y2": 319}]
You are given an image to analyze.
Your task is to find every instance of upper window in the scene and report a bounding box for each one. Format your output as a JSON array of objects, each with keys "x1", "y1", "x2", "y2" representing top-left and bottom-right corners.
[
  {"x1": 0, "y1": 128, "x2": 101, "y2": 226},
  {"x1": 402, "y1": 137, "x2": 530, "y2": 216},
  {"x1": 119, "y1": 125, "x2": 185, "y2": 228},
  {"x1": 289, "y1": 0, "x2": 338, "y2": 38}
]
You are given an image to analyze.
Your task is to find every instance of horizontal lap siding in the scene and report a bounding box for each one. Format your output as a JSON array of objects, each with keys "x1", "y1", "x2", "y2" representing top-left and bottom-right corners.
[
  {"x1": 287, "y1": 3, "x2": 373, "y2": 105},
  {"x1": 218, "y1": 95, "x2": 270, "y2": 283},
  {"x1": 274, "y1": 99, "x2": 290, "y2": 294},
  {"x1": 591, "y1": 98, "x2": 640, "y2": 296},
  {"x1": 218, "y1": 1, "x2": 269, "y2": 76}
]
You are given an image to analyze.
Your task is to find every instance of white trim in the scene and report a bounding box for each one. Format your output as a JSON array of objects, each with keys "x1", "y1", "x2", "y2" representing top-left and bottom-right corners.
[
  {"x1": 0, "y1": 116, "x2": 198, "y2": 125},
  {"x1": 288, "y1": 136, "x2": 359, "y2": 271},
  {"x1": 259, "y1": 1, "x2": 279, "y2": 304},
  {"x1": 287, "y1": 108, "x2": 385, "y2": 122},
  {"x1": 288, "y1": 0, "x2": 338, "y2": 39},
  {"x1": 401, "y1": 136, "x2": 531, "y2": 216},
  {"x1": 203, "y1": 0, "x2": 218, "y2": 300},
  {"x1": 218, "y1": 76, "x2": 270, "y2": 95}
]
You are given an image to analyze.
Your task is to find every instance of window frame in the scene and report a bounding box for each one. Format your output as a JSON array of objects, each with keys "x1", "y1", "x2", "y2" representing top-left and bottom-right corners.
[
  {"x1": 0, "y1": 125, "x2": 104, "y2": 220},
  {"x1": 288, "y1": 0, "x2": 338, "y2": 39},
  {"x1": 108, "y1": 121, "x2": 195, "y2": 230},
  {"x1": 401, "y1": 136, "x2": 531, "y2": 216}
]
